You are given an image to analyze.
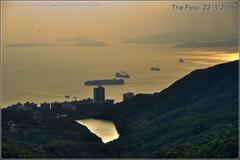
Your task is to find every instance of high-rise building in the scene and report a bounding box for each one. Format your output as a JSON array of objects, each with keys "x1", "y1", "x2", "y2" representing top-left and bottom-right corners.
[
  {"x1": 94, "y1": 86, "x2": 105, "y2": 103},
  {"x1": 123, "y1": 92, "x2": 134, "y2": 101}
]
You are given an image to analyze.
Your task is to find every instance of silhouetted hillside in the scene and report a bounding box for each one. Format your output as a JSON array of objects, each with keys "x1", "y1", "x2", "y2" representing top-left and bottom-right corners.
[
  {"x1": 2, "y1": 111, "x2": 106, "y2": 158},
  {"x1": 106, "y1": 60, "x2": 238, "y2": 158}
]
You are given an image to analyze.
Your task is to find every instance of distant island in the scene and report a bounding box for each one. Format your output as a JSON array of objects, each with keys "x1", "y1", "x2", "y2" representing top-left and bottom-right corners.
[{"x1": 2, "y1": 60, "x2": 238, "y2": 158}]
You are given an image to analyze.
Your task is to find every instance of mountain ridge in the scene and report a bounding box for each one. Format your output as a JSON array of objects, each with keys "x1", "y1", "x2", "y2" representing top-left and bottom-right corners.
[{"x1": 104, "y1": 60, "x2": 238, "y2": 158}]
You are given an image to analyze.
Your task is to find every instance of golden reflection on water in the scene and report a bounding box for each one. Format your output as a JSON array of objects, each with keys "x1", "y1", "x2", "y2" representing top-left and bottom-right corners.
[
  {"x1": 187, "y1": 50, "x2": 239, "y2": 65},
  {"x1": 76, "y1": 119, "x2": 119, "y2": 143},
  {"x1": 218, "y1": 53, "x2": 239, "y2": 62}
]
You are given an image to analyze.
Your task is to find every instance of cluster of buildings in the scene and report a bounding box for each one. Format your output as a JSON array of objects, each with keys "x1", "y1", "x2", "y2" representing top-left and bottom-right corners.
[
  {"x1": 7, "y1": 86, "x2": 135, "y2": 111},
  {"x1": 94, "y1": 86, "x2": 134, "y2": 102}
]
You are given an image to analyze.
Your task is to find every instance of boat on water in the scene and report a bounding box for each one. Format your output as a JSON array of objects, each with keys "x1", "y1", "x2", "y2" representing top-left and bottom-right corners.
[
  {"x1": 115, "y1": 71, "x2": 130, "y2": 78},
  {"x1": 150, "y1": 66, "x2": 160, "y2": 71},
  {"x1": 179, "y1": 58, "x2": 184, "y2": 63},
  {"x1": 65, "y1": 95, "x2": 70, "y2": 98},
  {"x1": 84, "y1": 78, "x2": 124, "y2": 86}
]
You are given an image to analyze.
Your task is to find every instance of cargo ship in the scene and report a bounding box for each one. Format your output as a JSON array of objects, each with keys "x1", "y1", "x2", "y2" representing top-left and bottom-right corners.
[
  {"x1": 115, "y1": 71, "x2": 130, "y2": 78},
  {"x1": 84, "y1": 78, "x2": 124, "y2": 86},
  {"x1": 150, "y1": 66, "x2": 160, "y2": 71}
]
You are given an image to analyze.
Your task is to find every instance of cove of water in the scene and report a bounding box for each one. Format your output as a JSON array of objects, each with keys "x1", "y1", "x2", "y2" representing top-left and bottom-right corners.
[{"x1": 76, "y1": 119, "x2": 119, "y2": 143}]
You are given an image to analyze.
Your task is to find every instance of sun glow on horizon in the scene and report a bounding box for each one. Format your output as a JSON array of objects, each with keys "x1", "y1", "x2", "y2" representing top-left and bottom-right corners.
[{"x1": 187, "y1": 50, "x2": 239, "y2": 66}]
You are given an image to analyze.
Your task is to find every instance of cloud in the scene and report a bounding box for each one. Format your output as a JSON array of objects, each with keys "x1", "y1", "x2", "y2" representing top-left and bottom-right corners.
[
  {"x1": 174, "y1": 39, "x2": 238, "y2": 48},
  {"x1": 122, "y1": 30, "x2": 237, "y2": 52},
  {"x1": 7, "y1": 37, "x2": 108, "y2": 48},
  {"x1": 122, "y1": 30, "x2": 237, "y2": 45},
  {"x1": 6, "y1": 42, "x2": 53, "y2": 47},
  {"x1": 55, "y1": 36, "x2": 92, "y2": 43},
  {"x1": 55, "y1": 36, "x2": 108, "y2": 47},
  {"x1": 122, "y1": 31, "x2": 220, "y2": 44},
  {"x1": 73, "y1": 41, "x2": 108, "y2": 47}
]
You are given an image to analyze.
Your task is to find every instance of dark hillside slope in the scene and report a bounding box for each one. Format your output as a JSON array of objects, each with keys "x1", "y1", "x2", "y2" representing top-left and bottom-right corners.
[
  {"x1": 2, "y1": 111, "x2": 106, "y2": 158},
  {"x1": 106, "y1": 60, "x2": 238, "y2": 158}
]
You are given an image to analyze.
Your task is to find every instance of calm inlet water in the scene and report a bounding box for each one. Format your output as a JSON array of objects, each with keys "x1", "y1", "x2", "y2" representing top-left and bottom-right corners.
[{"x1": 76, "y1": 119, "x2": 119, "y2": 143}]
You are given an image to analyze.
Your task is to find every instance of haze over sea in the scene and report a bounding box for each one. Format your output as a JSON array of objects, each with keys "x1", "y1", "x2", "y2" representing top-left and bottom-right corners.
[{"x1": 3, "y1": 43, "x2": 238, "y2": 107}]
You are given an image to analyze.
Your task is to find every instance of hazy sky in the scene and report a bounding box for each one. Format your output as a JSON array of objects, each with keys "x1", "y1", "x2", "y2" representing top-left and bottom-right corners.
[{"x1": 2, "y1": 1, "x2": 238, "y2": 45}]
